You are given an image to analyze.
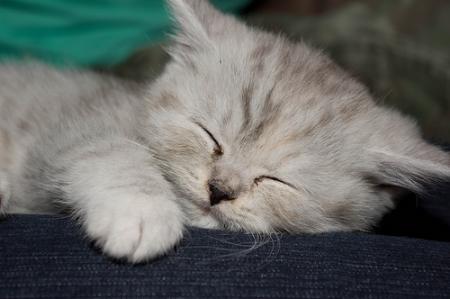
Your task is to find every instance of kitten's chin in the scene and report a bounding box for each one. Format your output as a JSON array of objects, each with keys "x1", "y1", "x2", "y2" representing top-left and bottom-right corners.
[
  {"x1": 209, "y1": 204, "x2": 275, "y2": 233},
  {"x1": 187, "y1": 212, "x2": 222, "y2": 229},
  {"x1": 183, "y1": 198, "x2": 241, "y2": 231}
]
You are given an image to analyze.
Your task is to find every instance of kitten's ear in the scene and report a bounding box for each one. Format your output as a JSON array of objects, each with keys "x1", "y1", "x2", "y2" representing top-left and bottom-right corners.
[
  {"x1": 166, "y1": 0, "x2": 236, "y2": 54},
  {"x1": 366, "y1": 144, "x2": 450, "y2": 194}
]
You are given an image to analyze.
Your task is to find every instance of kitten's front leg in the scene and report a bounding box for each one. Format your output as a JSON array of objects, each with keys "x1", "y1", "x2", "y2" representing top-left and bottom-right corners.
[{"x1": 62, "y1": 139, "x2": 184, "y2": 263}]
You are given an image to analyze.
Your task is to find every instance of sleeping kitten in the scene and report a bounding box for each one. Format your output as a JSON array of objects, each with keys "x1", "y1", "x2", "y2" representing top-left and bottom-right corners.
[{"x1": 0, "y1": 0, "x2": 449, "y2": 263}]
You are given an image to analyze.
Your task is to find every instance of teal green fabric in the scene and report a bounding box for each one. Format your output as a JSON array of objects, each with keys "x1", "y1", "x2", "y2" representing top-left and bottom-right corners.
[{"x1": 0, "y1": 0, "x2": 250, "y2": 66}]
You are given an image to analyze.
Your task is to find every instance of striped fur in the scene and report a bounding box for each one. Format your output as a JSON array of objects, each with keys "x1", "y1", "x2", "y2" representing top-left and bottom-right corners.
[{"x1": 0, "y1": 0, "x2": 448, "y2": 262}]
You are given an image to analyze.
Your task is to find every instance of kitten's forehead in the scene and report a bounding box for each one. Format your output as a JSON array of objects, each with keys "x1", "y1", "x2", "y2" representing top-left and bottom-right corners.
[
  {"x1": 201, "y1": 34, "x2": 372, "y2": 171},
  {"x1": 210, "y1": 38, "x2": 338, "y2": 134},
  {"x1": 161, "y1": 22, "x2": 372, "y2": 172}
]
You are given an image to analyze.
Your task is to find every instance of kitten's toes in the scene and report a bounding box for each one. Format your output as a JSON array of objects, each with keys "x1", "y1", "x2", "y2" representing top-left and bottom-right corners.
[
  {"x1": 85, "y1": 196, "x2": 184, "y2": 263},
  {"x1": 129, "y1": 209, "x2": 185, "y2": 263}
]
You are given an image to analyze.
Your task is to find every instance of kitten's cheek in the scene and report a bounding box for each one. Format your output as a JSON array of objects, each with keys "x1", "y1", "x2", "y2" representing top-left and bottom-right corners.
[{"x1": 176, "y1": 168, "x2": 211, "y2": 210}]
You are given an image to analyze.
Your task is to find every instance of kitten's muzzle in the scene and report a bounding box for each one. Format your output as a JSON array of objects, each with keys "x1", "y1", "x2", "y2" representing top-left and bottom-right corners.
[{"x1": 208, "y1": 180, "x2": 235, "y2": 206}]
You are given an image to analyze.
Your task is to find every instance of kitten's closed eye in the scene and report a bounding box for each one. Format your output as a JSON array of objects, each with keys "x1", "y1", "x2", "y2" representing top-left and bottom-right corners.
[
  {"x1": 254, "y1": 176, "x2": 296, "y2": 190},
  {"x1": 196, "y1": 122, "x2": 223, "y2": 156}
]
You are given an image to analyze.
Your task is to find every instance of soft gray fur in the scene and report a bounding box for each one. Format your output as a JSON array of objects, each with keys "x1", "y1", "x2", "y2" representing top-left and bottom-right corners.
[{"x1": 0, "y1": 0, "x2": 449, "y2": 262}]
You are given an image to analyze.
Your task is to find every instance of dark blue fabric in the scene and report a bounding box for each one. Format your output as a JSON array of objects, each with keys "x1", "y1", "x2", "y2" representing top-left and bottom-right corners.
[
  {"x1": 1, "y1": 215, "x2": 450, "y2": 298},
  {"x1": 375, "y1": 181, "x2": 450, "y2": 242}
]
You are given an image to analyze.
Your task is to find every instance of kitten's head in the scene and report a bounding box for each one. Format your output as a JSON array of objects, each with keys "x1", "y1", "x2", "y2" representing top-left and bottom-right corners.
[{"x1": 144, "y1": 0, "x2": 450, "y2": 233}]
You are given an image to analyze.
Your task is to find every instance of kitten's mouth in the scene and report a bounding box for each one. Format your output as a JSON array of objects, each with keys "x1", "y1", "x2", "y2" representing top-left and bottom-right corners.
[
  {"x1": 192, "y1": 195, "x2": 229, "y2": 223},
  {"x1": 178, "y1": 182, "x2": 233, "y2": 226},
  {"x1": 199, "y1": 204, "x2": 211, "y2": 214}
]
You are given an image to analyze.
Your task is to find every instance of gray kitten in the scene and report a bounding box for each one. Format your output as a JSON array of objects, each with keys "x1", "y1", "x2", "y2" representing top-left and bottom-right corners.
[{"x1": 0, "y1": 0, "x2": 449, "y2": 262}]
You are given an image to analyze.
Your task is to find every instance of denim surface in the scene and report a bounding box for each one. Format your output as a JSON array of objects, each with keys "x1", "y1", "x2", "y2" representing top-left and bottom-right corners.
[{"x1": 1, "y1": 214, "x2": 450, "y2": 298}]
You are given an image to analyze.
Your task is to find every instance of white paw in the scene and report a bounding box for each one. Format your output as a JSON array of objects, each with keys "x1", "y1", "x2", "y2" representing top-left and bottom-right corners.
[{"x1": 83, "y1": 195, "x2": 185, "y2": 263}]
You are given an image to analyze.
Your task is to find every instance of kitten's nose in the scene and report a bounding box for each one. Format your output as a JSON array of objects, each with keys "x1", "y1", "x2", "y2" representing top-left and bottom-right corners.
[{"x1": 208, "y1": 180, "x2": 234, "y2": 206}]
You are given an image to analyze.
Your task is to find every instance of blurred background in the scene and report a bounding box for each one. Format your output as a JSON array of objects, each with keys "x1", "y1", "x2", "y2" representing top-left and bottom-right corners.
[{"x1": 0, "y1": 0, "x2": 449, "y2": 144}]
